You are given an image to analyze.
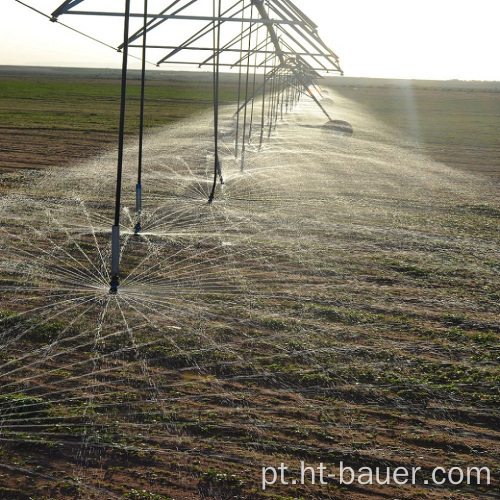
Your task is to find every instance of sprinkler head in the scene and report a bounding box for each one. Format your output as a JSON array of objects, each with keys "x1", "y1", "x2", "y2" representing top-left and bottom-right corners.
[
  {"x1": 322, "y1": 120, "x2": 353, "y2": 136},
  {"x1": 134, "y1": 223, "x2": 142, "y2": 234},
  {"x1": 109, "y1": 275, "x2": 119, "y2": 294}
]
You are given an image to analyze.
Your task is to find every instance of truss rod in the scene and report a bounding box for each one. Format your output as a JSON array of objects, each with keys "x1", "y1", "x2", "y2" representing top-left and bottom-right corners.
[
  {"x1": 276, "y1": 26, "x2": 330, "y2": 71},
  {"x1": 51, "y1": 0, "x2": 85, "y2": 18},
  {"x1": 279, "y1": 0, "x2": 317, "y2": 30},
  {"x1": 261, "y1": 0, "x2": 341, "y2": 71},
  {"x1": 155, "y1": 0, "x2": 243, "y2": 64},
  {"x1": 156, "y1": 61, "x2": 337, "y2": 71},
  {"x1": 197, "y1": 21, "x2": 266, "y2": 67},
  {"x1": 269, "y1": 4, "x2": 341, "y2": 72},
  {"x1": 62, "y1": 11, "x2": 305, "y2": 25},
  {"x1": 228, "y1": 33, "x2": 269, "y2": 68},
  {"x1": 129, "y1": 44, "x2": 330, "y2": 60},
  {"x1": 122, "y1": 0, "x2": 192, "y2": 47}
]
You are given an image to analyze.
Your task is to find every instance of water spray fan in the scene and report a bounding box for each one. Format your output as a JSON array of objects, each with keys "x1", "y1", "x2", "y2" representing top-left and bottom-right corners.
[{"x1": 48, "y1": 0, "x2": 347, "y2": 294}]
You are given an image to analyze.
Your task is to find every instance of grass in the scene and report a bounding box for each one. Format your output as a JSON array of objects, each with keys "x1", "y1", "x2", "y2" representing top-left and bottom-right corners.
[
  {"x1": 0, "y1": 68, "x2": 239, "y2": 171},
  {"x1": 0, "y1": 78, "x2": 236, "y2": 131}
]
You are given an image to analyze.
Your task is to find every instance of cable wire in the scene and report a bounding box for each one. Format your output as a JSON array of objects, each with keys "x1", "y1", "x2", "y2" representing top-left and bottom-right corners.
[{"x1": 13, "y1": 0, "x2": 156, "y2": 66}]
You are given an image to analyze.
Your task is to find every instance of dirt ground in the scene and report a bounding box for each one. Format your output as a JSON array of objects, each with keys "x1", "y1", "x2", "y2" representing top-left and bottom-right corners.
[
  {"x1": 328, "y1": 77, "x2": 500, "y2": 183},
  {"x1": 0, "y1": 69, "x2": 499, "y2": 500}
]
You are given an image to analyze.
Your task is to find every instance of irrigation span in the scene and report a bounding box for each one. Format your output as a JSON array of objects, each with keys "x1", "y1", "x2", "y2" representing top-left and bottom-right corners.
[{"x1": 2, "y1": 0, "x2": 499, "y2": 498}]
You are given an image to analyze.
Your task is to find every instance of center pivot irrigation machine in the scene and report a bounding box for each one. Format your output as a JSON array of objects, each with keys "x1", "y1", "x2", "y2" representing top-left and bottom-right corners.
[{"x1": 45, "y1": 0, "x2": 347, "y2": 294}]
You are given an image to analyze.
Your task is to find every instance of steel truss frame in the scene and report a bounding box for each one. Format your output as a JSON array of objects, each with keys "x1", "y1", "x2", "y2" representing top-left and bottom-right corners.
[{"x1": 50, "y1": 0, "x2": 344, "y2": 293}]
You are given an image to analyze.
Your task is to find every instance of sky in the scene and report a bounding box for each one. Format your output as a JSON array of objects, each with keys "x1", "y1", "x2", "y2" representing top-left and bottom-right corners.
[{"x1": 1, "y1": 0, "x2": 499, "y2": 81}]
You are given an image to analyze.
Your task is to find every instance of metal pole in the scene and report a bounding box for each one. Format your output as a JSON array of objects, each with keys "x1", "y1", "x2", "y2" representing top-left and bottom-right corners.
[
  {"x1": 267, "y1": 53, "x2": 277, "y2": 138},
  {"x1": 280, "y1": 71, "x2": 285, "y2": 120},
  {"x1": 234, "y1": 1, "x2": 245, "y2": 158},
  {"x1": 110, "y1": 0, "x2": 131, "y2": 294},
  {"x1": 135, "y1": 0, "x2": 148, "y2": 234},
  {"x1": 240, "y1": 3, "x2": 254, "y2": 172},
  {"x1": 259, "y1": 34, "x2": 269, "y2": 149},
  {"x1": 208, "y1": 0, "x2": 222, "y2": 203},
  {"x1": 248, "y1": 20, "x2": 259, "y2": 143}
]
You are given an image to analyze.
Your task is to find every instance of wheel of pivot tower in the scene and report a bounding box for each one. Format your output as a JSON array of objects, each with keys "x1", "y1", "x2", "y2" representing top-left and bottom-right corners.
[{"x1": 322, "y1": 119, "x2": 354, "y2": 135}]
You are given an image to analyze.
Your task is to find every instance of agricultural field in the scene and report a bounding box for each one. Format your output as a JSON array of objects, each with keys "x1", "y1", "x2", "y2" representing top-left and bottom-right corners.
[
  {"x1": 0, "y1": 67, "x2": 499, "y2": 500},
  {"x1": 0, "y1": 66, "x2": 239, "y2": 173},
  {"x1": 327, "y1": 76, "x2": 500, "y2": 182}
]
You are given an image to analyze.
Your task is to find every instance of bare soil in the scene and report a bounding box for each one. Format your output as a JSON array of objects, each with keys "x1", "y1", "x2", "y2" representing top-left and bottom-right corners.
[{"x1": 0, "y1": 68, "x2": 499, "y2": 500}]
